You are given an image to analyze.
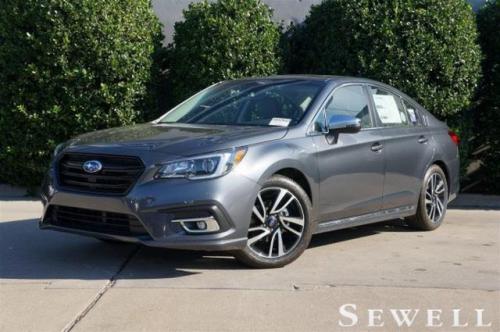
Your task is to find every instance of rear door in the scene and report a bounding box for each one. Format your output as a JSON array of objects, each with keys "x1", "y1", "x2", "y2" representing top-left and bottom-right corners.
[
  {"x1": 367, "y1": 85, "x2": 434, "y2": 210},
  {"x1": 312, "y1": 84, "x2": 385, "y2": 221}
]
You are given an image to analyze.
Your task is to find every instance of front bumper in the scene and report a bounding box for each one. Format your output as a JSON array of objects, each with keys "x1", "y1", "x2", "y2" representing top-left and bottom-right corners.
[{"x1": 40, "y1": 164, "x2": 261, "y2": 251}]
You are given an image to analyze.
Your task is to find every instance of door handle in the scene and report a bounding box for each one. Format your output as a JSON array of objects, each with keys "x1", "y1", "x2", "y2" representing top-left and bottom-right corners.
[
  {"x1": 371, "y1": 143, "x2": 384, "y2": 152},
  {"x1": 418, "y1": 136, "x2": 428, "y2": 144}
]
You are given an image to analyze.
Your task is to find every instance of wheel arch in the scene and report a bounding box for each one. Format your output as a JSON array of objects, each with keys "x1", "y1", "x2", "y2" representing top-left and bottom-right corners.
[
  {"x1": 255, "y1": 158, "x2": 319, "y2": 210},
  {"x1": 273, "y1": 168, "x2": 313, "y2": 204},
  {"x1": 246, "y1": 141, "x2": 320, "y2": 214},
  {"x1": 432, "y1": 160, "x2": 451, "y2": 192}
]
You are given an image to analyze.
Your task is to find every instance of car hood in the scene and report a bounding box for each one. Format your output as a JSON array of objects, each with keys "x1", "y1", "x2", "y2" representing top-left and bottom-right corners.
[{"x1": 66, "y1": 123, "x2": 288, "y2": 156}]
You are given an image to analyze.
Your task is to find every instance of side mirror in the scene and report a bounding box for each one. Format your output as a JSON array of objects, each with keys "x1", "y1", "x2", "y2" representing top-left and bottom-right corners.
[{"x1": 328, "y1": 115, "x2": 361, "y2": 134}]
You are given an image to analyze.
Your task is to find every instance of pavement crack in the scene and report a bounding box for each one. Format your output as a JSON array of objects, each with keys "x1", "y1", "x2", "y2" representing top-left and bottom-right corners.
[{"x1": 61, "y1": 245, "x2": 140, "y2": 332}]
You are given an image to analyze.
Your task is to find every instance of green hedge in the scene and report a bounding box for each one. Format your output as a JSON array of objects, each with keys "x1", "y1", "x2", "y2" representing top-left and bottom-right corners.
[
  {"x1": 286, "y1": 0, "x2": 482, "y2": 121},
  {"x1": 167, "y1": 0, "x2": 282, "y2": 104},
  {"x1": 0, "y1": 0, "x2": 163, "y2": 189},
  {"x1": 476, "y1": 0, "x2": 500, "y2": 193}
]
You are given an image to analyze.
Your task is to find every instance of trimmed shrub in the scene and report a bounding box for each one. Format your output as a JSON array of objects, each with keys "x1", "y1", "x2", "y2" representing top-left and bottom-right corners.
[
  {"x1": 476, "y1": 0, "x2": 500, "y2": 193},
  {"x1": 286, "y1": 0, "x2": 482, "y2": 121},
  {"x1": 167, "y1": 0, "x2": 282, "y2": 104},
  {"x1": 0, "y1": 0, "x2": 164, "y2": 189}
]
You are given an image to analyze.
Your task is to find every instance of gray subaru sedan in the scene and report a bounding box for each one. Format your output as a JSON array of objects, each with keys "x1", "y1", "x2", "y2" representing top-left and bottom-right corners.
[{"x1": 40, "y1": 76, "x2": 460, "y2": 268}]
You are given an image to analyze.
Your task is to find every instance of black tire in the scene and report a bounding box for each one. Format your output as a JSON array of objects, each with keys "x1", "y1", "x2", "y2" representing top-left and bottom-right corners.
[
  {"x1": 407, "y1": 165, "x2": 448, "y2": 231},
  {"x1": 234, "y1": 175, "x2": 314, "y2": 268}
]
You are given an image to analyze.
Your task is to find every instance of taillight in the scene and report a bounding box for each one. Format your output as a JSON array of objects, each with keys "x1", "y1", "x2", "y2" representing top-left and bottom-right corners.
[{"x1": 448, "y1": 130, "x2": 460, "y2": 145}]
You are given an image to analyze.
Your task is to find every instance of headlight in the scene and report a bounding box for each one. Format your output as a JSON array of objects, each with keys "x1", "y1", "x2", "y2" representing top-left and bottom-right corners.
[{"x1": 155, "y1": 147, "x2": 247, "y2": 180}]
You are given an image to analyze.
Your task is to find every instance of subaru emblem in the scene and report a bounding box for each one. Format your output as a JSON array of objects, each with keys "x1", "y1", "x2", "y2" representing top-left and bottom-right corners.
[{"x1": 82, "y1": 160, "x2": 102, "y2": 173}]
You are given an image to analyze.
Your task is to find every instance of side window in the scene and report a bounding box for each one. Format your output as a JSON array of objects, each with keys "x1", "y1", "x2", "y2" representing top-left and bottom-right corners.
[
  {"x1": 312, "y1": 109, "x2": 327, "y2": 133},
  {"x1": 325, "y1": 85, "x2": 373, "y2": 128},
  {"x1": 369, "y1": 86, "x2": 410, "y2": 127},
  {"x1": 402, "y1": 99, "x2": 422, "y2": 126}
]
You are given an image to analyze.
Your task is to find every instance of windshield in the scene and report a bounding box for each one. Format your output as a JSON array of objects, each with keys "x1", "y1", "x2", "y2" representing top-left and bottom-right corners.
[{"x1": 159, "y1": 80, "x2": 326, "y2": 127}]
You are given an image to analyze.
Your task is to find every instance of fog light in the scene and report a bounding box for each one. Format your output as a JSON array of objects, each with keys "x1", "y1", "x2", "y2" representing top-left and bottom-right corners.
[
  {"x1": 196, "y1": 221, "x2": 207, "y2": 230},
  {"x1": 171, "y1": 216, "x2": 220, "y2": 234}
]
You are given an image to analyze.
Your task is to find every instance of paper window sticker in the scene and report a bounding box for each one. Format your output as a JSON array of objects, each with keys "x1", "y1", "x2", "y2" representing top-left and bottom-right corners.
[
  {"x1": 407, "y1": 108, "x2": 417, "y2": 123},
  {"x1": 269, "y1": 118, "x2": 291, "y2": 127},
  {"x1": 373, "y1": 95, "x2": 403, "y2": 124}
]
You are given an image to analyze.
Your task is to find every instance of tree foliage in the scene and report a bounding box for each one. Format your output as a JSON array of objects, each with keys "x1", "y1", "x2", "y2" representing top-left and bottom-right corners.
[
  {"x1": 286, "y1": 0, "x2": 482, "y2": 120},
  {"x1": 167, "y1": 0, "x2": 282, "y2": 104},
  {"x1": 476, "y1": 0, "x2": 500, "y2": 192},
  {"x1": 0, "y1": 0, "x2": 164, "y2": 188}
]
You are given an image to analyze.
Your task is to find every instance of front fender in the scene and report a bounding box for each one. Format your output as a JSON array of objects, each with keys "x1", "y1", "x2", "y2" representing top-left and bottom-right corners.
[{"x1": 234, "y1": 137, "x2": 320, "y2": 213}]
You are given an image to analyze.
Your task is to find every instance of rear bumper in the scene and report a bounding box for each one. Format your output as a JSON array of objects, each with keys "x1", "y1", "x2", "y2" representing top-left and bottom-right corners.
[
  {"x1": 40, "y1": 167, "x2": 260, "y2": 251},
  {"x1": 448, "y1": 156, "x2": 460, "y2": 203}
]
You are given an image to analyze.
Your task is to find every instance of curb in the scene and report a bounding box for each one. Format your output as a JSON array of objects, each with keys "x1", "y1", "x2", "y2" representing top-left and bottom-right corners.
[
  {"x1": 449, "y1": 194, "x2": 500, "y2": 210},
  {"x1": 0, "y1": 184, "x2": 29, "y2": 198}
]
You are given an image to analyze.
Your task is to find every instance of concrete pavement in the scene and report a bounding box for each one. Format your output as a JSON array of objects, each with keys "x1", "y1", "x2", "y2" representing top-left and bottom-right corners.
[{"x1": 1, "y1": 199, "x2": 499, "y2": 331}]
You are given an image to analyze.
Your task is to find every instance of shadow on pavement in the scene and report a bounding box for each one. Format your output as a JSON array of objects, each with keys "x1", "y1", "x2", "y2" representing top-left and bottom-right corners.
[
  {"x1": 0, "y1": 196, "x2": 40, "y2": 202},
  {"x1": 309, "y1": 220, "x2": 416, "y2": 248},
  {"x1": 0, "y1": 218, "x2": 416, "y2": 281},
  {"x1": 448, "y1": 206, "x2": 500, "y2": 211}
]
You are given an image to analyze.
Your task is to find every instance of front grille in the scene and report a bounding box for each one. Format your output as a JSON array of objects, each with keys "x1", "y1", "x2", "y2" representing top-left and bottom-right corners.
[
  {"x1": 47, "y1": 205, "x2": 148, "y2": 236},
  {"x1": 58, "y1": 153, "x2": 144, "y2": 195}
]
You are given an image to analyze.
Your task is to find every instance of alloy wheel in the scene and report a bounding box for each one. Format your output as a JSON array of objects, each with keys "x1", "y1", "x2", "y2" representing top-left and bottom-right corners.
[
  {"x1": 247, "y1": 187, "x2": 305, "y2": 258},
  {"x1": 425, "y1": 173, "x2": 446, "y2": 223}
]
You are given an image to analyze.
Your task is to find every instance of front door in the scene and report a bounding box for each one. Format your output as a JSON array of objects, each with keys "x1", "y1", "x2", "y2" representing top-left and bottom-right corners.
[{"x1": 312, "y1": 85, "x2": 385, "y2": 222}]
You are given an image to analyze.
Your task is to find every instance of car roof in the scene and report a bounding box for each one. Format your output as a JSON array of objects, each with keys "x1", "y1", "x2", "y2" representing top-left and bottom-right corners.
[
  {"x1": 233, "y1": 74, "x2": 339, "y2": 83},
  {"x1": 236, "y1": 74, "x2": 394, "y2": 86},
  {"x1": 232, "y1": 75, "x2": 409, "y2": 98}
]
